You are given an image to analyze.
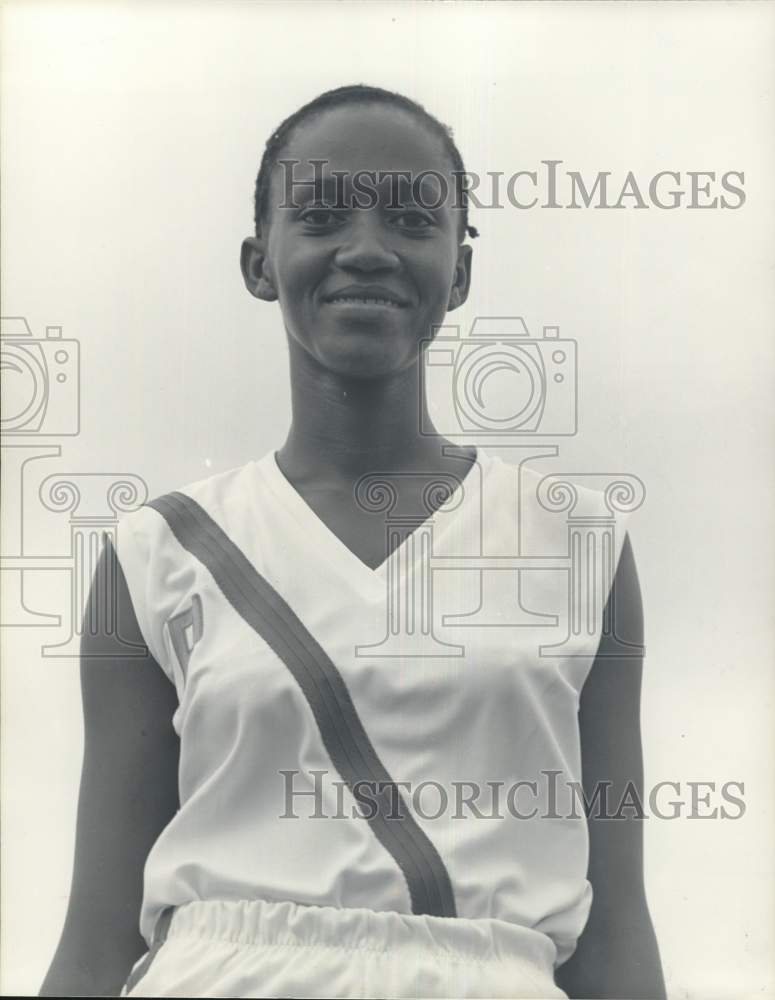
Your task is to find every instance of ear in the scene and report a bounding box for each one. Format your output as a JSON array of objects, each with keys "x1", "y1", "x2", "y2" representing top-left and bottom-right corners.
[
  {"x1": 240, "y1": 236, "x2": 278, "y2": 302},
  {"x1": 447, "y1": 243, "x2": 473, "y2": 312}
]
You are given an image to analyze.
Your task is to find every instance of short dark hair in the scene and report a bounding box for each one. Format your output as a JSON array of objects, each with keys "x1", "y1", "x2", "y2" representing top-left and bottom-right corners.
[{"x1": 253, "y1": 83, "x2": 479, "y2": 242}]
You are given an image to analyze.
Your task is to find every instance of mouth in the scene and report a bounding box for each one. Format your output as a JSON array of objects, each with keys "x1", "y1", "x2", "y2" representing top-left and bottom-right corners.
[{"x1": 323, "y1": 286, "x2": 409, "y2": 309}]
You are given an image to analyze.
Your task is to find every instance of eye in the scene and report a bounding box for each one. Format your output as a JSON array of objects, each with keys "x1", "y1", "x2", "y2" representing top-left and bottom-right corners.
[
  {"x1": 391, "y1": 210, "x2": 434, "y2": 231},
  {"x1": 299, "y1": 206, "x2": 344, "y2": 227}
]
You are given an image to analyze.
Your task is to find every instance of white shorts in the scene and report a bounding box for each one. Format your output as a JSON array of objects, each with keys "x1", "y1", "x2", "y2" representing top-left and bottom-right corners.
[{"x1": 121, "y1": 897, "x2": 568, "y2": 999}]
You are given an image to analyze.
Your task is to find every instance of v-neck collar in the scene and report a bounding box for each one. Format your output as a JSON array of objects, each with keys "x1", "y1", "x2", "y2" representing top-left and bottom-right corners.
[{"x1": 256, "y1": 447, "x2": 490, "y2": 594}]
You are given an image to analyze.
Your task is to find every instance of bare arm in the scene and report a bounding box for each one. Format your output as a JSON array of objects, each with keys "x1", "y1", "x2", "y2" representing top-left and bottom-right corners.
[
  {"x1": 40, "y1": 539, "x2": 179, "y2": 997},
  {"x1": 556, "y1": 533, "x2": 666, "y2": 1000}
]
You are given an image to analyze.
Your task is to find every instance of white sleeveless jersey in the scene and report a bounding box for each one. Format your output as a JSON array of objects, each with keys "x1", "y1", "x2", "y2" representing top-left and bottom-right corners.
[{"x1": 115, "y1": 447, "x2": 633, "y2": 982}]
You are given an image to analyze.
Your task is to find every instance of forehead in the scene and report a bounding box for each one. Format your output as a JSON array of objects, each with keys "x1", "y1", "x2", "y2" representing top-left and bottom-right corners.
[{"x1": 274, "y1": 103, "x2": 454, "y2": 190}]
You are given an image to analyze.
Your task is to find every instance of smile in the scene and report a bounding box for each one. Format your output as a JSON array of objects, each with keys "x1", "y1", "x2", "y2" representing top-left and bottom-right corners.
[
  {"x1": 326, "y1": 296, "x2": 405, "y2": 309},
  {"x1": 323, "y1": 285, "x2": 409, "y2": 309}
]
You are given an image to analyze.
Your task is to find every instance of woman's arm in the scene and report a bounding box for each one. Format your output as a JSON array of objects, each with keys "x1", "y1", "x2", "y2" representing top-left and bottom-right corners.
[
  {"x1": 555, "y1": 533, "x2": 666, "y2": 1000},
  {"x1": 39, "y1": 540, "x2": 179, "y2": 997}
]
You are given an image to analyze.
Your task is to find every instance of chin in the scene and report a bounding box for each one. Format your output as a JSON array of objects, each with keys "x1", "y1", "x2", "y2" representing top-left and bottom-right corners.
[
  {"x1": 321, "y1": 355, "x2": 406, "y2": 380},
  {"x1": 312, "y1": 332, "x2": 418, "y2": 379}
]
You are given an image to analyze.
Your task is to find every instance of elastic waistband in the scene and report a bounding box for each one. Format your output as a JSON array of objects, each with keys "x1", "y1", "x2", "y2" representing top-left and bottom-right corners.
[{"x1": 161, "y1": 897, "x2": 558, "y2": 972}]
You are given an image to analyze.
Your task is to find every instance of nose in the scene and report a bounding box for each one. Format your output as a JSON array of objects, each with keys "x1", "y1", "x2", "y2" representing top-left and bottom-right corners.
[{"x1": 333, "y1": 212, "x2": 400, "y2": 273}]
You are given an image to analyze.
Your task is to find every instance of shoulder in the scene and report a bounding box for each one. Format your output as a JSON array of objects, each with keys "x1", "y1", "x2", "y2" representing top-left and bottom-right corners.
[
  {"x1": 111, "y1": 458, "x2": 261, "y2": 670},
  {"x1": 156, "y1": 457, "x2": 259, "y2": 518},
  {"x1": 117, "y1": 457, "x2": 259, "y2": 542},
  {"x1": 580, "y1": 531, "x2": 644, "y2": 725},
  {"x1": 604, "y1": 531, "x2": 643, "y2": 648}
]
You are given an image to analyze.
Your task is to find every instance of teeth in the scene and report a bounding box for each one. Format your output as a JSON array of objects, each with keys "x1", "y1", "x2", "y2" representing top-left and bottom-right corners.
[{"x1": 329, "y1": 296, "x2": 402, "y2": 307}]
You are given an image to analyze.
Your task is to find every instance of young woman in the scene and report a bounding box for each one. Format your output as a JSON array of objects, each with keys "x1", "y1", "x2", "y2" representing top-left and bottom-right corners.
[{"x1": 41, "y1": 85, "x2": 665, "y2": 999}]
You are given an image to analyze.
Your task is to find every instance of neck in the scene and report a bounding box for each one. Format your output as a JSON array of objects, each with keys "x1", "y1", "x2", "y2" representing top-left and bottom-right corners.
[{"x1": 277, "y1": 337, "x2": 454, "y2": 485}]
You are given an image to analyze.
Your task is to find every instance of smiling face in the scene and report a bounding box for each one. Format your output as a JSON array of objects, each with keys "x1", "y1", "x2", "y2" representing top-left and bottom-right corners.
[{"x1": 242, "y1": 103, "x2": 472, "y2": 379}]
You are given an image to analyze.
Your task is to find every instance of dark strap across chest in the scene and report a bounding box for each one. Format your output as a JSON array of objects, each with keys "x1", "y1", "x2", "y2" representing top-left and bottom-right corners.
[{"x1": 147, "y1": 490, "x2": 457, "y2": 919}]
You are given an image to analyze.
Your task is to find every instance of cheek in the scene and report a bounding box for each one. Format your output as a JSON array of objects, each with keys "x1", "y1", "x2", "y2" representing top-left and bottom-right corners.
[
  {"x1": 414, "y1": 256, "x2": 457, "y2": 311},
  {"x1": 272, "y1": 252, "x2": 320, "y2": 309},
  {"x1": 267, "y1": 228, "x2": 319, "y2": 292},
  {"x1": 412, "y1": 240, "x2": 458, "y2": 289}
]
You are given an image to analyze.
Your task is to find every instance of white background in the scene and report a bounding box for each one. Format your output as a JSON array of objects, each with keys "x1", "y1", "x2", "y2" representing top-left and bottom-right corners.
[{"x1": 2, "y1": 1, "x2": 774, "y2": 997}]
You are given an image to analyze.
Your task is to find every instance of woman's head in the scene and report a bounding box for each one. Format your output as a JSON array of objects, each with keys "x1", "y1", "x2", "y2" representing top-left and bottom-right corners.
[
  {"x1": 253, "y1": 84, "x2": 479, "y2": 243},
  {"x1": 241, "y1": 84, "x2": 477, "y2": 379}
]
